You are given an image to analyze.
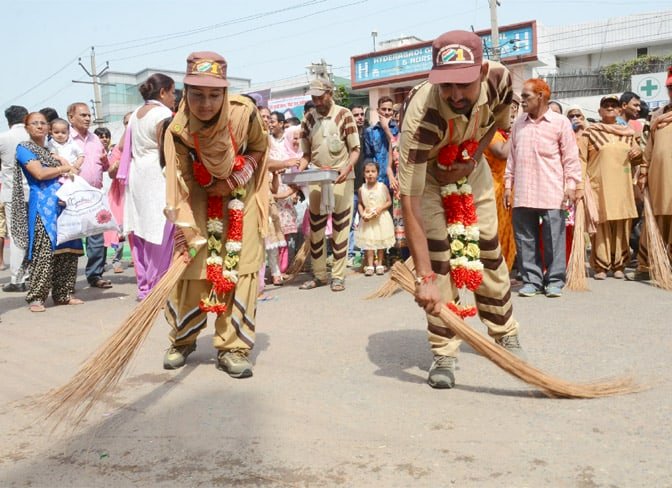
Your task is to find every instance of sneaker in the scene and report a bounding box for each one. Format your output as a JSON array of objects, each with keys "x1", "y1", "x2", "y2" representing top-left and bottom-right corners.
[
  {"x1": 496, "y1": 334, "x2": 527, "y2": 361},
  {"x1": 163, "y1": 343, "x2": 196, "y2": 370},
  {"x1": 217, "y1": 350, "x2": 253, "y2": 378},
  {"x1": 518, "y1": 284, "x2": 540, "y2": 297},
  {"x1": 625, "y1": 270, "x2": 650, "y2": 281},
  {"x1": 428, "y1": 355, "x2": 456, "y2": 389},
  {"x1": 545, "y1": 286, "x2": 563, "y2": 298},
  {"x1": 3, "y1": 282, "x2": 27, "y2": 292}
]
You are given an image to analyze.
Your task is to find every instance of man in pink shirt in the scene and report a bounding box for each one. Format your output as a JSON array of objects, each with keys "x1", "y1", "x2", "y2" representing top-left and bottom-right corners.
[
  {"x1": 68, "y1": 102, "x2": 112, "y2": 289},
  {"x1": 504, "y1": 79, "x2": 582, "y2": 298}
]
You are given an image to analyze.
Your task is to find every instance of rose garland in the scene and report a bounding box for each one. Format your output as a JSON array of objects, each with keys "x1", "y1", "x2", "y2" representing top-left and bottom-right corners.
[
  {"x1": 437, "y1": 140, "x2": 483, "y2": 319},
  {"x1": 192, "y1": 128, "x2": 247, "y2": 316}
]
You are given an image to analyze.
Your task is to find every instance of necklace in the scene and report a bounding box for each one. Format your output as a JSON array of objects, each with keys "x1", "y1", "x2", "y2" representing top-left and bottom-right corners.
[{"x1": 192, "y1": 125, "x2": 246, "y2": 315}]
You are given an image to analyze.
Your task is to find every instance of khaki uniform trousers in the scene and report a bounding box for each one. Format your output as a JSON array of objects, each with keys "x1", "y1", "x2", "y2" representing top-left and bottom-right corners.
[
  {"x1": 637, "y1": 215, "x2": 672, "y2": 271},
  {"x1": 422, "y1": 159, "x2": 519, "y2": 357},
  {"x1": 308, "y1": 179, "x2": 354, "y2": 282},
  {"x1": 165, "y1": 273, "x2": 258, "y2": 352},
  {"x1": 590, "y1": 219, "x2": 632, "y2": 273}
]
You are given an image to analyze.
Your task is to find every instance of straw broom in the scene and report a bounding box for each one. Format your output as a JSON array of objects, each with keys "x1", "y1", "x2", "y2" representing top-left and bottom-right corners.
[
  {"x1": 43, "y1": 253, "x2": 189, "y2": 426},
  {"x1": 366, "y1": 256, "x2": 415, "y2": 299},
  {"x1": 582, "y1": 176, "x2": 599, "y2": 236},
  {"x1": 284, "y1": 240, "x2": 309, "y2": 279},
  {"x1": 642, "y1": 189, "x2": 672, "y2": 291},
  {"x1": 390, "y1": 262, "x2": 641, "y2": 398},
  {"x1": 564, "y1": 199, "x2": 589, "y2": 291}
]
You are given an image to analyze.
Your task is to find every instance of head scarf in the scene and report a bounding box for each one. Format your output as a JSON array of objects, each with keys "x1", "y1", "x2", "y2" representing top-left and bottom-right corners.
[
  {"x1": 283, "y1": 125, "x2": 303, "y2": 160},
  {"x1": 567, "y1": 105, "x2": 585, "y2": 117},
  {"x1": 163, "y1": 88, "x2": 269, "y2": 244}
]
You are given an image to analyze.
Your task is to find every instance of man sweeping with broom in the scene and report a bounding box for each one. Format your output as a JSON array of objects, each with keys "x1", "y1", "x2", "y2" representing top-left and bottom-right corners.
[
  {"x1": 162, "y1": 51, "x2": 269, "y2": 378},
  {"x1": 398, "y1": 30, "x2": 524, "y2": 389}
]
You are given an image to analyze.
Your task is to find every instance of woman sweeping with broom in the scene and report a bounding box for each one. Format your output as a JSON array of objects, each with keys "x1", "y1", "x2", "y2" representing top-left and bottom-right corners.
[{"x1": 161, "y1": 51, "x2": 269, "y2": 378}]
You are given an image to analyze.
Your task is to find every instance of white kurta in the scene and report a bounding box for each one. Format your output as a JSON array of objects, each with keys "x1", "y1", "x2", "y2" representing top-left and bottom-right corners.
[{"x1": 124, "y1": 103, "x2": 173, "y2": 244}]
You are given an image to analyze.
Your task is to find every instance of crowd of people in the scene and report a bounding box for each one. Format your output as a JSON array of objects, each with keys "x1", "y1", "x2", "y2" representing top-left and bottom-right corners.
[{"x1": 1, "y1": 32, "x2": 670, "y2": 387}]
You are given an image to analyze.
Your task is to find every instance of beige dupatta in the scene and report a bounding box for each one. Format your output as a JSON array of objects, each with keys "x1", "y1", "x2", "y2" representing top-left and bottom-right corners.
[{"x1": 163, "y1": 92, "x2": 269, "y2": 247}]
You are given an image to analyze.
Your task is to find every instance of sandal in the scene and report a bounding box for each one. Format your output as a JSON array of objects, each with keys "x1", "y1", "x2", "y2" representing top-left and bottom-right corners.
[
  {"x1": 375, "y1": 265, "x2": 385, "y2": 275},
  {"x1": 29, "y1": 302, "x2": 46, "y2": 313},
  {"x1": 113, "y1": 265, "x2": 123, "y2": 274},
  {"x1": 299, "y1": 278, "x2": 327, "y2": 290},
  {"x1": 55, "y1": 297, "x2": 84, "y2": 306},
  {"x1": 90, "y1": 278, "x2": 113, "y2": 289},
  {"x1": 364, "y1": 266, "x2": 374, "y2": 276},
  {"x1": 272, "y1": 276, "x2": 283, "y2": 286},
  {"x1": 330, "y1": 278, "x2": 345, "y2": 292}
]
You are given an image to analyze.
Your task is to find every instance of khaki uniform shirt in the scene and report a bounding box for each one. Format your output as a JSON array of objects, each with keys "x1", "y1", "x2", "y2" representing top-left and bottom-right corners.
[
  {"x1": 300, "y1": 103, "x2": 360, "y2": 176},
  {"x1": 398, "y1": 61, "x2": 513, "y2": 196}
]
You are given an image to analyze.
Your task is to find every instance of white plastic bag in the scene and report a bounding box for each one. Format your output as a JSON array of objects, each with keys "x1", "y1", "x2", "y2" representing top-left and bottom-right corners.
[{"x1": 55, "y1": 175, "x2": 119, "y2": 244}]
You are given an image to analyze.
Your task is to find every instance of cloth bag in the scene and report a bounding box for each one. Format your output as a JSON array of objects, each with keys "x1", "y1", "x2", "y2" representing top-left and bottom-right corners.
[{"x1": 55, "y1": 175, "x2": 119, "y2": 244}]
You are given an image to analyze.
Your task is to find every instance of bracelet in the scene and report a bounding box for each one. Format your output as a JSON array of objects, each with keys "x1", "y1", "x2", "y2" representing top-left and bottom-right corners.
[{"x1": 414, "y1": 272, "x2": 437, "y2": 286}]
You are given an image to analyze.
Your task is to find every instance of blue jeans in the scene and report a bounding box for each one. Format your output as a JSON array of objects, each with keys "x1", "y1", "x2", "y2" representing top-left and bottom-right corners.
[{"x1": 85, "y1": 233, "x2": 107, "y2": 284}]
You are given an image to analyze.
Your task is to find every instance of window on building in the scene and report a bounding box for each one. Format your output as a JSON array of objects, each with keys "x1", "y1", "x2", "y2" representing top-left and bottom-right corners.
[{"x1": 637, "y1": 47, "x2": 648, "y2": 58}]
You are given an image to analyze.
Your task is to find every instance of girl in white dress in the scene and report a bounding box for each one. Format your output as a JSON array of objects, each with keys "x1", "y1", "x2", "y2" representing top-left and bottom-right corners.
[{"x1": 355, "y1": 161, "x2": 395, "y2": 276}]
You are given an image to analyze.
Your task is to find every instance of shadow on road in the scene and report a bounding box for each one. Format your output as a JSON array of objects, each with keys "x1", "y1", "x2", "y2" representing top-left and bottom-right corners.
[{"x1": 366, "y1": 329, "x2": 430, "y2": 384}]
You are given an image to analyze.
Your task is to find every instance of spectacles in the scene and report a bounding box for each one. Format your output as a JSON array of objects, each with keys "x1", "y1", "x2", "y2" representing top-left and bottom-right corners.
[{"x1": 28, "y1": 121, "x2": 49, "y2": 127}]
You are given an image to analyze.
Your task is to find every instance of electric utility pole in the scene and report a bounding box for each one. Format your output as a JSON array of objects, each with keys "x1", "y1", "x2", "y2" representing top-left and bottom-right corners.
[
  {"x1": 489, "y1": 0, "x2": 501, "y2": 62},
  {"x1": 74, "y1": 47, "x2": 110, "y2": 126}
]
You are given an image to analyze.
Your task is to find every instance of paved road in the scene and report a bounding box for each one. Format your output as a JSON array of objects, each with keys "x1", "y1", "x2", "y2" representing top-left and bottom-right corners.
[{"x1": 0, "y1": 263, "x2": 671, "y2": 487}]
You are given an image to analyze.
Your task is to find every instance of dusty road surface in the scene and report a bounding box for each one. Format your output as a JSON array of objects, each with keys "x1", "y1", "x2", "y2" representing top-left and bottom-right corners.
[{"x1": 0, "y1": 264, "x2": 670, "y2": 487}]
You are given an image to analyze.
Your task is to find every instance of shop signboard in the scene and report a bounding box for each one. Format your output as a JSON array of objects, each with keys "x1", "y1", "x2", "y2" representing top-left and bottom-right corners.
[
  {"x1": 351, "y1": 21, "x2": 537, "y2": 89},
  {"x1": 632, "y1": 72, "x2": 669, "y2": 110}
]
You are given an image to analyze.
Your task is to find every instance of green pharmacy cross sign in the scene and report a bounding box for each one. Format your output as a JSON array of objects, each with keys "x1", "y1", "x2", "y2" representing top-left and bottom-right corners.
[{"x1": 638, "y1": 78, "x2": 660, "y2": 98}]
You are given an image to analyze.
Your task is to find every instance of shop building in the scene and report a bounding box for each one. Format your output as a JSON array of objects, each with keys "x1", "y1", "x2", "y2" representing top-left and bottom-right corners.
[{"x1": 350, "y1": 21, "x2": 540, "y2": 123}]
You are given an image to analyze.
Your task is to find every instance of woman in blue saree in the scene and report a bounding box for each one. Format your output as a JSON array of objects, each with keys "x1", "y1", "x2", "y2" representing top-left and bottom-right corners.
[{"x1": 11, "y1": 112, "x2": 84, "y2": 312}]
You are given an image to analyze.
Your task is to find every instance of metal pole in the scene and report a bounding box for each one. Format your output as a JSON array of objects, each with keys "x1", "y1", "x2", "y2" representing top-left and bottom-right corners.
[
  {"x1": 89, "y1": 47, "x2": 104, "y2": 126},
  {"x1": 489, "y1": 0, "x2": 500, "y2": 62}
]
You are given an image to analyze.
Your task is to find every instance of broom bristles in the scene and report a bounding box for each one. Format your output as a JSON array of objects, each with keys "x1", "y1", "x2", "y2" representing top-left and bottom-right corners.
[
  {"x1": 565, "y1": 199, "x2": 589, "y2": 291},
  {"x1": 285, "y1": 240, "x2": 309, "y2": 278},
  {"x1": 643, "y1": 190, "x2": 672, "y2": 291},
  {"x1": 365, "y1": 256, "x2": 415, "y2": 299},
  {"x1": 390, "y1": 262, "x2": 642, "y2": 398},
  {"x1": 582, "y1": 176, "x2": 599, "y2": 236},
  {"x1": 43, "y1": 253, "x2": 189, "y2": 426}
]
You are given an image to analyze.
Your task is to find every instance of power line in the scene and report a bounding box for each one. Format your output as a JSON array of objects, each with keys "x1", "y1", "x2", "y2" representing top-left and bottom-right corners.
[
  {"x1": 0, "y1": 48, "x2": 89, "y2": 108},
  {"x1": 106, "y1": 0, "x2": 368, "y2": 64},
  {"x1": 97, "y1": 0, "x2": 327, "y2": 55}
]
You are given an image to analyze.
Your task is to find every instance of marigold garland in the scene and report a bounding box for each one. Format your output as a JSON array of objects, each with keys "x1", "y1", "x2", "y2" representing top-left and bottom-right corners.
[
  {"x1": 192, "y1": 130, "x2": 247, "y2": 316},
  {"x1": 437, "y1": 140, "x2": 483, "y2": 318}
]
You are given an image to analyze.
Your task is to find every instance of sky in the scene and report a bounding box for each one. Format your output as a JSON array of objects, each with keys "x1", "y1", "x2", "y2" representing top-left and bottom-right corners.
[{"x1": 2, "y1": 0, "x2": 671, "y2": 130}]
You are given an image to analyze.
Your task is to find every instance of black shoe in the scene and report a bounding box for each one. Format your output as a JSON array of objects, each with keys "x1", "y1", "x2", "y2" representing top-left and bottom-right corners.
[{"x1": 3, "y1": 282, "x2": 27, "y2": 292}]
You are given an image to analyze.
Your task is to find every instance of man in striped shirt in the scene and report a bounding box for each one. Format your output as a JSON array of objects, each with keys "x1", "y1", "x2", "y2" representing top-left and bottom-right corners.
[
  {"x1": 398, "y1": 30, "x2": 524, "y2": 389},
  {"x1": 298, "y1": 78, "x2": 361, "y2": 292},
  {"x1": 505, "y1": 79, "x2": 582, "y2": 298}
]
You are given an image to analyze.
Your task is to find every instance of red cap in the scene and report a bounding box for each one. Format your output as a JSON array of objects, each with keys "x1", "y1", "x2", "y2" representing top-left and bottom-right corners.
[
  {"x1": 183, "y1": 51, "x2": 229, "y2": 88},
  {"x1": 429, "y1": 30, "x2": 483, "y2": 85}
]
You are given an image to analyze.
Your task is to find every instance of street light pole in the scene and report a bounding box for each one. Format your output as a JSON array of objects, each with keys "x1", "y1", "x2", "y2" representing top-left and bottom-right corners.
[{"x1": 371, "y1": 31, "x2": 378, "y2": 53}]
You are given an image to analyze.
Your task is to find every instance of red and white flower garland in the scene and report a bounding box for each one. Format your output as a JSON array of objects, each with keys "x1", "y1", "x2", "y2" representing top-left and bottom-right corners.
[
  {"x1": 437, "y1": 140, "x2": 483, "y2": 319},
  {"x1": 192, "y1": 128, "x2": 246, "y2": 316}
]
